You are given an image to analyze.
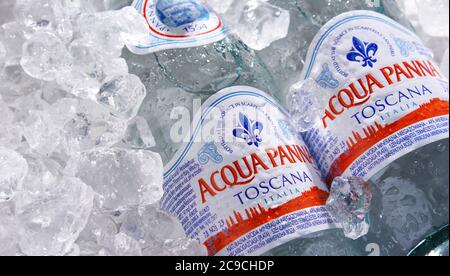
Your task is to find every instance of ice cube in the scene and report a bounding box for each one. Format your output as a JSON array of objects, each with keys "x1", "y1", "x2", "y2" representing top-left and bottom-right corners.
[
  {"x1": 287, "y1": 79, "x2": 323, "y2": 132},
  {"x1": 0, "y1": 147, "x2": 28, "y2": 202},
  {"x1": 20, "y1": 32, "x2": 72, "y2": 81},
  {"x1": 0, "y1": 22, "x2": 26, "y2": 60},
  {"x1": 215, "y1": 0, "x2": 290, "y2": 50},
  {"x1": 202, "y1": 0, "x2": 234, "y2": 14},
  {"x1": 121, "y1": 204, "x2": 185, "y2": 243},
  {"x1": 20, "y1": 153, "x2": 62, "y2": 194},
  {"x1": 59, "y1": 0, "x2": 113, "y2": 18},
  {"x1": 22, "y1": 110, "x2": 61, "y2": 156},
  {"x1": 0, "y1": 57, "x2": 43, "y2": 103},
  {"x1": 59, "y1": 38, "x2": 130, "y2": 99},
  {"x1": 76, "y1": 206, "x2": 118, "y2": 256},
  {"x1": 327, "y1": 177, "x2": 372, "y2": 240},
  {"x1": 97, "y1": 74, "x2": 146, "y2": 119},
  {"x1": 76, "y1": 7, "x2": 148, "y2": 58},
  {"x1": 15, "y1": 176, "x2": 94, "y2": 256},
  {"x1": 40, "y1": 81, "x2": 69, "y2": 105},
  {"x1": 120, "y1": 204, "x2": 206, "y2": 256},
  {"x1": 0, "y1": 202, "x2": 21, "y2": 256},
  {"x1": 0, "y1": 96, "x2": 14, "y2": 124},
  {"x1": 50, "y1": 98, "x2": 128, "y2": 155},
  {"x1": 121, "y1": 116, "x2": 156, "y2": 149},
  {"x1": 64, "y1": 148, "x2": 164, "y2": 211},
  {"x1": 0, "y1": 97, "x2": 24, "y2": 149},
  {"x1": 14, "y1": 0, "x2": 74, "y2": 41},
  {"x1": 112, "y1": 233, "x2": 142, "y2": 256}
]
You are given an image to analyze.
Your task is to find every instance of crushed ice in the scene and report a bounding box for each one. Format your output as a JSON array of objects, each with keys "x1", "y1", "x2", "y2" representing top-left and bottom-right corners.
[{"x1": 0, "y1": 0, "x2": 205, "y2": 256}]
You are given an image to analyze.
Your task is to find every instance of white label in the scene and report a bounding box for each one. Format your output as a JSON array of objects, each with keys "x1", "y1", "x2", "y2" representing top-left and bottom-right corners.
[
  {"x1": 130, "y1": 0, "x2": 228, "y2": 54},
  {"x1": 161, "y1": 86, "x2": 336, "y2": 256},
  {"x1": 301, "y1": 11, "x2": 449, "y2": 183}
]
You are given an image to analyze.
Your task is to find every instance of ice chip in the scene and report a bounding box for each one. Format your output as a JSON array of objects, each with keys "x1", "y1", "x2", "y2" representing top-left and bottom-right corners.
[
  {"x1": 202, "y1": 0, "x2": 234, "y2": 14},
  {"x1": 287, "y1": 79, "x2": 322, "y2": 132},
  {"x1": 120, "y1": 204, "x2": 206, "y2": 256},
  {"x1": 0, "y1": 40, "x2": 5, "y2": 70},
  {"x1": 23, "y1": 110, "x2": 61, "y2": 156},
  {"x1": 0, "y1": 147, "x2": 28, "y2": 202},
  {"x1": 112, "y1": 233, "x2": 142, "y2": 256},
  {"x1": 14, "y1": 0, "x2": 76, "y2": 40},
  {"x1": 40, "y1": 81, "x2": 69, "y2": 105},
  {"x1": 0, "y1": 97, "x2": 24, "y2": 149},
  {"x1": 64, "y1": 148, "x2": 164, "y2": 211},
  {"x1": 51, "y1": 98, "x2": 128, "y2": 155},
  {"x1": 76, "y1": 7, "x2": 148, "y2": 58},
  {"x1": 59, "y1": 0, "x2": 113, "y2": 18},
  {"x1": 75, "y1": 13, "x2": 124, "y2": 57},
  {"x1": 122, "y1": 116, "x2": 156, "y2": 149},
  {"x1": 97, "y1": 74, "x2": 146, "y2": 119},
  {"x1": 327, "y1": 177, "x2": 372, "y2": 240},
  {"x1": 0, "y1": 22, "x2": 26, "y2": 60},
  {"x1": 16, "y1": 176, "x2": 94, "y2": 256},
  {"x1": 0, "y1": 96, "x2": 14, "y2": 124},
  {"x1": 0, "y1": 202, "x2": 21, "y2": 256},
  {"x1": 217, "y1": 0, "x2": 290, "y2": 50},
  {"x1": 20, "y1": 153, "x2": 62, "y2": 194},
  {"x1": 159, "y1": 239, "x2": 207, "y2": 257},
  {"x1": 121, "y1": 204, "x2": 185, "y2": 243},
  {"x1": 64, "y1": 39, "x2": 129, "y2": 97},
  {"x1": 117, "y1": 6, "x2": 149, "y2": 46},
  {"x1": 20, "y1": 32, "x2": 72, "y2": 81},
  {"x1": 0, "y1": 57, "x2": 43, "y2": 103},
  {"x1": 76, "y1": 206, "x2": 118, "y2": 256}
]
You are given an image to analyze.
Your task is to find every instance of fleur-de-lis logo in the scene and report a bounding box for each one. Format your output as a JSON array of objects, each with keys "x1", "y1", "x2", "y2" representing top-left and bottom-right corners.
[
  {"x1": 316, "y1": 64, "x2": 339, "y2": 89},
  {"x1": 347, "y1": 36, "x2": 378, "y2": 68},
  {"x1": 233, "y1": 113, "x2": 263, "y2": 147}
]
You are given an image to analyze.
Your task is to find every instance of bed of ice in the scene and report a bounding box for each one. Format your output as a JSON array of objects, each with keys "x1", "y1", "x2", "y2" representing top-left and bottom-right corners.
[{"x1": 0, "y1": 0, "x2": 448, "y2": 256}]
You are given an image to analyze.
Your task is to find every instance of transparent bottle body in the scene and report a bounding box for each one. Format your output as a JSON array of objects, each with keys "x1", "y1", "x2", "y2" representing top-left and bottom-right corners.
[
  {"x1": 121, "y1": 0, "x2": 449, "y2": 256},
  {"x1": 263, "y1": 139, "x2": 449, "y2": 256},
  {"x1": 260, "y1": 0, "x2": 449, "y2": 256},
  {"x1": 123, "y1": 34, "x2": 279, "y2": 164},
  {"x1": 260, "y1": 0, "x2": 412, "y2": 100},
  {"x1": 125, "y1": 37, "x2": 366, "y2": 255}
]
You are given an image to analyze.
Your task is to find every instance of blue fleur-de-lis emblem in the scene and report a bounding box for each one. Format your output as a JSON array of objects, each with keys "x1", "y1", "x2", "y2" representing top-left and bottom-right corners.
[
  {"x1": 198, "y1": 142, "x2": 223, "y2": 165},
  {"x1": 233, "y1": 113, "x2": 263, "y2": 147},
  {"x1": 156, "y1": 0, "x2": 210, "y2": 28},
  {"x1": 316, "y1": 64, "x2": 339, "y2": 89},
  {"x1": 394, "y1": 37, "x2": 415, "y2": 57},
  {"x1": 347, "y1": 36, "x2": 379, "y2": 68}
]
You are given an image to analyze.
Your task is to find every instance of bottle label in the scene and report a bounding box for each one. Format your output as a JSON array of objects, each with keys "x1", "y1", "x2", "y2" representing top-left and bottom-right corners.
[
  {"x1": 161, "y1": 86, "x2": 336, "y2": 256},
  {"x1": 301, "y1": 11, "x2": 449, "y2": 183},
  {"x1": 130, "y1": 0, "x2": 228, "y2": 54}
]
